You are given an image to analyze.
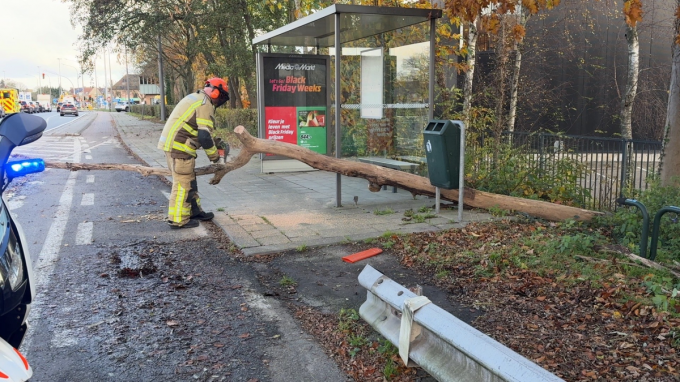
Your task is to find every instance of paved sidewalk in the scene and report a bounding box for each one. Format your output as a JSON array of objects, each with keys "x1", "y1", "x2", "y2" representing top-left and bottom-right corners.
[{"x1": 111, "y1": 112, "x2": 491, "y2": 255}]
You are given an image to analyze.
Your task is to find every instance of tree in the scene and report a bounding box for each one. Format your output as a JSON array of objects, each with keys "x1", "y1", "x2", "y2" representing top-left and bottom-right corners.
[
  {"x1": 443, "y1": 0, "x2": 562, "y2": 125},
  {"x1": 620, "y1": 0, "x2": 643, "y2": 140},
  {"x1": 660, "y1": 1, "x2": 680, "y2": 185}
]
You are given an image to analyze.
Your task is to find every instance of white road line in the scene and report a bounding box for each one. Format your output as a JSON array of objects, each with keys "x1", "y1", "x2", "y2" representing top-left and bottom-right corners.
[
  {"x1": 86, "y1": 175, "x2": 95, "y2": 183},
  {"x1": 162, "y1": 191, "x2": 171, "y2": 200},
  {"x1": 81, "y1": 193, "x2": 94, "y2": 205},
  {"x1": 23, "y1": 138, "x2": 81, "y2": 356},
  {"x1": 85, "y1": 155, "x2": 92, "y2": 160},
  {"x1": 75, "y1": 222, "x2": 93, "y2": 245}
]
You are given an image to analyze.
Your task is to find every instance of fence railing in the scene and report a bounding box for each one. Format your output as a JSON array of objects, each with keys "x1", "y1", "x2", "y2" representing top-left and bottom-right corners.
[{"x1": 470, "y1": 131, "x2": 663, "y2": 211}]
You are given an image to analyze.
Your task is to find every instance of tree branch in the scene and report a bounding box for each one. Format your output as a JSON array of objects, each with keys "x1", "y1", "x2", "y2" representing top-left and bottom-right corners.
[{"x1": 45, "y1": 125, "x2": 602, "y2": 223}]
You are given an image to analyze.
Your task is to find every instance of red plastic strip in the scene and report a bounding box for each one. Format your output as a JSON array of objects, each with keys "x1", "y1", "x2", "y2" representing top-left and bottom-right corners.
[{"x1": 342, "y1": 248, "x2": 383, "y2": 263}]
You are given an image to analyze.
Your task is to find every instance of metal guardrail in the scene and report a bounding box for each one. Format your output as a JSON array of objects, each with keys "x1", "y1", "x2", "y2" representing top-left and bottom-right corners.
[{"x1": 358, "y1": 265, "x2": 564, "y2": 382}]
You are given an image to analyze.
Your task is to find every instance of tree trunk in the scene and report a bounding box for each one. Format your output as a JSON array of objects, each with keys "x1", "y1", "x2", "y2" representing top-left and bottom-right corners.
[
  {"x1": 240, "y1": 0, "x2": 258, "y2": 109},
  {"x1": 462, "y1": 17, "x2": 479, "y2": 124},
  {"x1": 620, "y1": 23, "x2": 639, "y2": 141},
  {"x1": 228, "y1": 77, "x2": 243, "y2": 109},
  {"x1": 660, "y1": 11, "x2": 680, "y2": 186},
  {"x1": 494, "y1": 21, "x2": 509, "y2": 136},
  {"x1": 507, "y1": 11, "x2": 530, "y2": 133},
  {"x1": 46, "y1": 126, "x2": 601, "y2": 222}
]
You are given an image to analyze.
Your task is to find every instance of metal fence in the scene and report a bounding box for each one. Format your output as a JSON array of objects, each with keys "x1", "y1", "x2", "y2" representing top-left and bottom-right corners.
[{"x1": 470, "y1": 131, "x2": 663, "y2": 211}]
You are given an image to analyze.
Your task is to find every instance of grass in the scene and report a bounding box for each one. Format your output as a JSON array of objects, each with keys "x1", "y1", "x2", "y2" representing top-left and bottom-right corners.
[
  {"x1": 296, "y1": 244, "x2": 308, "y2": 252},
  {"x1": 260, "y1": 216, "x2": 272, "y2": 225},
  {"x1": 278, "y1": 275, "x2": 297, "y2": 287},
  {"x1": 383, "y1": 359, "x2": 399, "y2": 380},
  {"x1": 217, "y1": 207, "x2": 225, "y2": 212}
]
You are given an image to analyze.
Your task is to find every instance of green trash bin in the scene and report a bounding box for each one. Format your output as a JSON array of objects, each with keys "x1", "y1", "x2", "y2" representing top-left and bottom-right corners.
[{"x1": 423, "y1": 120, "x2": 462, "y2": 189}]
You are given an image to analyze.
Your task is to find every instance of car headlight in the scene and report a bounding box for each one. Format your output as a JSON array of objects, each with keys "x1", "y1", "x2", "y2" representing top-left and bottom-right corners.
[{"x1": 0, "y1": 230, "x2": 24, "y2": 291}]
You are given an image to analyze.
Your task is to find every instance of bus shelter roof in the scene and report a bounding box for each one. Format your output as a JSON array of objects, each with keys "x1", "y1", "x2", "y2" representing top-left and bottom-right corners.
[{"x1": 252, "y1": 4, "x2": 442, "y2": 48}]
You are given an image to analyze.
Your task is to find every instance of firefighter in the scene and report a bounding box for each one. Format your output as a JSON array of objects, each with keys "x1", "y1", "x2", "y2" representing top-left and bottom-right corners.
[{"x1": 158, "y1": 77, "x2": 229, "y2": 229}]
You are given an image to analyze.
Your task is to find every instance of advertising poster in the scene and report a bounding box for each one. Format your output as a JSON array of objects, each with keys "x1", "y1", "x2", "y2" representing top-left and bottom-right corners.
[{"x1": 260, "y1": 54, "x2": 330, "y2": 157}]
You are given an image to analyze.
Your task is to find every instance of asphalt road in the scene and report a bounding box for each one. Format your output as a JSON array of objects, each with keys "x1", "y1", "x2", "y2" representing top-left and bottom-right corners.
[{"x1": 5, "y1": 112, "x2": 347, "y2": 382}]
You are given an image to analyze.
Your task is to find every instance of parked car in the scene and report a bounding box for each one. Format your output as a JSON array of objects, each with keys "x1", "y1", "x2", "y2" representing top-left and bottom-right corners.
[
  {"x1": 19, "y1": 101, "x2": 33, "y2": 114},
  {"x1": 27, "y1": 102, "x2": 39, "y2": 113},
  {"x1": 115, "y1": 102, "x2": 130, "y2": 112},
  {"x1": 60, "y1": 103, "x2": 78, "y2": 117}
]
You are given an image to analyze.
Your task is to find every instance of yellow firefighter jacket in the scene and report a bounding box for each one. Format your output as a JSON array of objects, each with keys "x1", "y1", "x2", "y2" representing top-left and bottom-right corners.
[{"x1": 157, "y1": 91, "x2": 219, "y2": 161}]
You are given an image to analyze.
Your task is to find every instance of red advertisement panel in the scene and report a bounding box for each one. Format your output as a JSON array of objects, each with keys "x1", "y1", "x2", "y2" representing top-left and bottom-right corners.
[{"x1": 265, "y1": 107, "x2": 298, "y2": 154}]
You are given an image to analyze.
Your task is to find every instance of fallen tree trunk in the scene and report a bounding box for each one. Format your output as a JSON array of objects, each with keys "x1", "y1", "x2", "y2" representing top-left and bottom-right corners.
[{"x1": 45, "y1": 125, "x2": 602, "y2": 222}]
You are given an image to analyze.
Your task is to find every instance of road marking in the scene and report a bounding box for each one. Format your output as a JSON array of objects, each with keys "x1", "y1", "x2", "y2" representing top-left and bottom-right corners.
[
  {"x1": 87, "y1": 175, "x2": 95, "y2": 183},
  {"x1": 162, "y1": 191, "x2": 171, "y2": 200},
  {"x1": 23, "y1": 138, "x2": 81, "y2": 356},
  {"x1": 75, "y1": 222, "x2": 93, "y2": 245},
  {"x1": 81, "y1": 193, "x2": 94, "y2": 205},
  {"x1": 86, "y1": 155, "x2": 92, "y2": 160}
]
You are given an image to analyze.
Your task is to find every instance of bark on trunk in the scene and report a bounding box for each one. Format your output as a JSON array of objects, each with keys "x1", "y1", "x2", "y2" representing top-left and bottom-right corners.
[
  {"x1": 240, "y1": 0, "x2": 258, "y2": 109},
  {"x1": 228, "y1": 77, "x2": 243, "y2": 109},
  {"x1": 507, "y1": 47, "x2": 521, "y2": 133},
  {"x1": 507, "y1": 11, "x2": 529, "y2": 133},
  {"x1": 620, "y1": 23, "x2": 639, "y2": 141},
  {"x1": 462, "y1": 18, "x2": 479, "y2": 124},
  {"x1": 46, "y1": 126, "x2": 601, "y2": 222},
  {"x1": 660, "y1": 12, "x2": 680, "y2": 186},
  {"x1": 494, "y1": 21, "x2": 509, "y2": 135}
]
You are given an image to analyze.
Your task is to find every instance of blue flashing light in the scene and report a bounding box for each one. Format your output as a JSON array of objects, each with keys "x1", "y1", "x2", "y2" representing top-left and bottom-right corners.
[{"x1": 5, "y1": 158, "x2": 46, "y2": 178}]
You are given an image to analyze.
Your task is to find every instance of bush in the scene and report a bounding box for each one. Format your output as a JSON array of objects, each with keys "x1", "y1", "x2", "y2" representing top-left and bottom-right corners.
[{"x1": 466, "y1": 141, "x2": 591, "y2": 207}]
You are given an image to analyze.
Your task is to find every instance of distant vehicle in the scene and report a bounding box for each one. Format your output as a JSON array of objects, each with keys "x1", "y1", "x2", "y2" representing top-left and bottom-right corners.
[
  {"x1": 60, "y1": 103, "x2": 78, "y2": 117},
  {"x1": 0, "y1": 107, "x2": 4, "y2": 119},
  {"x1": 115, "y1": 102, "x2": 130, "y2": 112},
  {"x1": 19, "y1": 101, "x2": 33, "y2": 114},
  {"x1": 37, "y1": 94, "x2": 52, "y2": 112},
  {"x1": 0, "y1": 89, "x2": 21, "y2": 114},
  {"x1": 28, "y1": 102, "x2": 39, "y2": 113},
  {"x1": 56, "y1": 102, "x2": 63, "y2": 112}
]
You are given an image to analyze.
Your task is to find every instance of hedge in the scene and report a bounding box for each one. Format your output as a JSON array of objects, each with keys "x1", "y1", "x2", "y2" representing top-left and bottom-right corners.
[{"x1": 129, "y1": 105, "x2": 257, "y2": 136}]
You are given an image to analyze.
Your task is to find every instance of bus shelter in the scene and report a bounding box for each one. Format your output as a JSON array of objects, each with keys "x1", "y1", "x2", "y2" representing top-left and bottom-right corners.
[{"x1": 252, "y1": 4, "x2": 442, "y2": 207}]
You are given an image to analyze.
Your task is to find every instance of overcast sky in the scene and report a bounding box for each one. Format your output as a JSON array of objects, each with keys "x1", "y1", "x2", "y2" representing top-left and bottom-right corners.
[{"x1": 1, "y1": 0, "x2": 127, "y2": 91}]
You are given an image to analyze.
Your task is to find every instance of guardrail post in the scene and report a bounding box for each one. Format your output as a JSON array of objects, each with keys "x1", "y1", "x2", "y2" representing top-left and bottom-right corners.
[
  {"x1": 649, "y1": 206, "x2": 680, "y2": 261},
  {"x1": 358, "y1": 265, "x2": 564, "y2": 382},
  {"x1": 616, "y1": 198, "x2": 650, "y2": 258}
]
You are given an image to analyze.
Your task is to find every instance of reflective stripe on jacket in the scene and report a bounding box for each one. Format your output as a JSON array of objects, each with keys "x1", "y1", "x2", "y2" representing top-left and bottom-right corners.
[{"x1": 157, "y1": 91, "x2": 219, "y2": 160}]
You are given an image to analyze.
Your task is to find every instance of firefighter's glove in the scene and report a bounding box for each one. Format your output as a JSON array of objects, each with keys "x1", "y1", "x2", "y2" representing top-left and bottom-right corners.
[{"x1": 210, "y1": 155, "x2": 221, "y2": 164}]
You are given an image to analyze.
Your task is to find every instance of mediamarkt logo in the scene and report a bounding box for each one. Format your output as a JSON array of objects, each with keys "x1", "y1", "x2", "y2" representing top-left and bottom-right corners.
[{"x1": 275, "y1": 63, "x2": 316, "y2": 71}]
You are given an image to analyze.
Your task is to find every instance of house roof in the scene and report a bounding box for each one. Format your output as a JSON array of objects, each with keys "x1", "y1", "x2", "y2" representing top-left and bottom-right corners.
[{"x1": 113, "y1": 74, "x2": 140, "y2": 90}]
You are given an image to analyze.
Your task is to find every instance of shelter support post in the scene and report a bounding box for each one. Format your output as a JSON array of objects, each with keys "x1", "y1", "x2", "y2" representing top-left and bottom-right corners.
[{"x1": 335, "y1": 12, "x2": 342, "y2": 207}]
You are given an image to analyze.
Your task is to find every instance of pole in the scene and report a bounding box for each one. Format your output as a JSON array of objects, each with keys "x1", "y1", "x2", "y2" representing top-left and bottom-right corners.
[
  {"x1": 108, "y1": 49, "x2": 113, "y2": 111},
  {"x1": 58, "y1": 59, "x2": 62, "y2": 95},
  {"x1": 103, "y1": 49, "x2": 108, "y2": 109},
  {"x1": 157, "y1": 34, "x2": 166, "y2": 121},
  {"x1": 125, "y1": 48, "x2": 131, "y2": 103},
  {"x1": 429, "y1": 17, "x2": 435, "y2": 120},
  {"x1": 334, "y1": 12, "x2": 342, "y2": 207},
  {"x1": 94, "y1": 53, "x2": 99, "y2": 107}
]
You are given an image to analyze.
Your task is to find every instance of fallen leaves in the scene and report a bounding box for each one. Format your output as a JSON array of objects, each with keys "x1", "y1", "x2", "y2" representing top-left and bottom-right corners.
[{"x1": 376, "y1": 220, "x2": 680, "y2": 381}]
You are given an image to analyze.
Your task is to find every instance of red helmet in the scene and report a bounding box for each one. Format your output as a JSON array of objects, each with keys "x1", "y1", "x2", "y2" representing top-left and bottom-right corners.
[{"x1": 204, "y1": 77, "x2": 229, "y2": 99}]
